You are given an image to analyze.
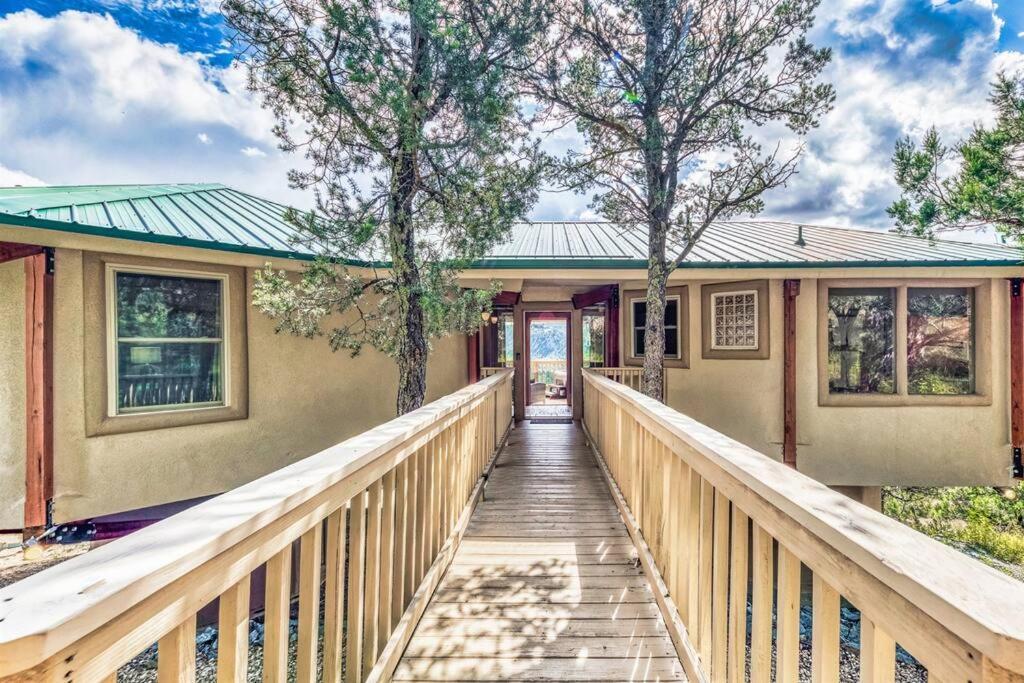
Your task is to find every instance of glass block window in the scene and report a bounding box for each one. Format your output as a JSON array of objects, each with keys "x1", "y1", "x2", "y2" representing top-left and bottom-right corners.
[
  {"x1": 110, "y1": 268, "x2": 227, "y2": 415},
  {"x1": 710, "y1": 290, "x2": 758, "y2": 350}
]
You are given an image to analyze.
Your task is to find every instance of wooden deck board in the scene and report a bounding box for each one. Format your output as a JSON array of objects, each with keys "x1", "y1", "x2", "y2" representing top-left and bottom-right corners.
[{"x1": 395, "y1": 422, "x2": 686, "y2": 682}]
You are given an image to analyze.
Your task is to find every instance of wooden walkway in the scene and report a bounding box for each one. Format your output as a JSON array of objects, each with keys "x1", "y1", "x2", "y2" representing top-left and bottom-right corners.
[{"x1": 394, "y1": 421, "x2": 686, "y2": 682}]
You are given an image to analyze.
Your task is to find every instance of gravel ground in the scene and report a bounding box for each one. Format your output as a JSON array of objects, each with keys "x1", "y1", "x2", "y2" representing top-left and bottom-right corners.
[{"x1": 117, "y1": 608, "x2": 342, "y2": 683}]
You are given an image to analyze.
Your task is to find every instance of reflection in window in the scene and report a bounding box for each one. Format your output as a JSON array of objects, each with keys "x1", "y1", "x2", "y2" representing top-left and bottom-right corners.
[
  {"x1": 908, "y1": 288, "x2": 974, "y2": 395},
  {"x1": 632, "y1": 297, "x2": 680, "y2": 359},
  {"x1": 827, "y1": 288, "x2": 895, "y2": 394},
  {"x1": 496, "y1": 311, "x2": 514, "y2": 367},
  {"x1": 582, "y1": 307, "x2": 606, "y2": 368},
  {"x1": 114, "y1": 271, "x2": 225, "y2": 413}
]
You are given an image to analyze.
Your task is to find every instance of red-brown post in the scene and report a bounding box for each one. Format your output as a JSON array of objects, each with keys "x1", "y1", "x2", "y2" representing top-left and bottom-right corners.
[
  {"x1": 24, "y1": 249, "x2": 54, "y2": 536},
  {"x1": 783, "y1": 279, "x2": 800, "y2": 468},
  {"x1": 606, "y1": 285, "x2": 620, "y2": 368},
  {"x1": 1010, "y1": 278, "x2": 1023, "y2": 478}
]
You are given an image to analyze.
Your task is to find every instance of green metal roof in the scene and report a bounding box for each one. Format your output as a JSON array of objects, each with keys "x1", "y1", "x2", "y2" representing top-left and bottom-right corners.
[{"x1": 0, "y1": 183, "x2": 1021, "y2": 269}]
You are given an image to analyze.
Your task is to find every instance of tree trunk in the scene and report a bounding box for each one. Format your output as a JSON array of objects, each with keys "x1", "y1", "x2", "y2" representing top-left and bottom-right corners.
[
  {"x1": 642, "y1": 223, "x2": 668, "y2": 401},
  {"x1": 391, "y1": 189, "x2": 428, "y2": 415},
  {"x1": 392, "y1": 9, "x2": 429, "y2": 416}
]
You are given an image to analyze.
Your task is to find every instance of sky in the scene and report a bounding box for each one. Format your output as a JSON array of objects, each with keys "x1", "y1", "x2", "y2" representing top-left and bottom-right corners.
[{"x1": 0, "y1": 0, "x2": 1021, "y2": 238}]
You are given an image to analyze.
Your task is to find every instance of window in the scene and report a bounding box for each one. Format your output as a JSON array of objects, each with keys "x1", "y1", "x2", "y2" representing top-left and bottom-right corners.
[
  {"x1": 907, "y1": 288, "x2": 974, "y2": 395},
  {"x1": 826, "y1": 288, "x2": 895, "y2": 394},
  {"x1": 631, "y1": 297, "x2": 680, "y2": 358},
  {"x1": 624, "y1": 286, "x2": 689, "y2": 368},
  {"x1": 108, "y1": 267, "x2": 228, "y2": 416},
  {"x1": 710, "y1": 290, "x2": 758, "y2": 350},
  {"x1": 817, "y1": 280, "x2": 989, "y2": 406},
  {"x1": 701, "y1": 280, "x2": 770, "y2": 360},
  {"x1": 582, "y1": 306, "x2": 606, "y2": 368}
]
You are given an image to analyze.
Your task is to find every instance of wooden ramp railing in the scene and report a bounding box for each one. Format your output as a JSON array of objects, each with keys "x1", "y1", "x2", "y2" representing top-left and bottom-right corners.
[
  {"x1": 587, "y1": 366, "x2": 667, "y2": 393},
  {"x1": 582, "y1": 369, "x2": 1024, "y2": 683},
  {"x1": 0, "y1": 369, "x2": 513, "y2": 683}
]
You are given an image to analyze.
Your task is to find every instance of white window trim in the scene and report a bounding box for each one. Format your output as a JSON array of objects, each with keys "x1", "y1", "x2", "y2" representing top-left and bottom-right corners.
[
  {"x1": 630, "y1": 294, "x2": 682, "y2": 360},
  {"x1": 709, "y1": 289, "x2": 759, "y2": 351},
  {"x1": 105, "y1": 263, "x2": 231, "y2": 418}
]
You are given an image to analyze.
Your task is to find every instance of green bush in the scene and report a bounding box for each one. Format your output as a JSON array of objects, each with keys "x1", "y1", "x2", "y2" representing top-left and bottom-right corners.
[{"x1": 884, "y1": 485, "x2": 1024, "y2": 568}]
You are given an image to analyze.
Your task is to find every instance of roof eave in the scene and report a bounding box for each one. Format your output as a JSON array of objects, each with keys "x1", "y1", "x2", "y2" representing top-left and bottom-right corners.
[
  {"x1": 0, "y1": 212, "x2": 383, "y2": 268},
  {"x1": 1, "y1": 212, "x2": 1020, "y2": 271}
]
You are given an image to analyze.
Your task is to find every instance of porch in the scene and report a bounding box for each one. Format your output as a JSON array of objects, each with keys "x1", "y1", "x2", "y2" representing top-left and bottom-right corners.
[{"x1": 0, "y1": 368, "x2": 1023, "y2": 682}]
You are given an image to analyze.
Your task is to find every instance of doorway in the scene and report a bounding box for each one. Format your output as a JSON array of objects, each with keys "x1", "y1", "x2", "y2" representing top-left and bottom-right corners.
[{"x1": 524, "y1": 312, "x2": 571, "y2": 419}]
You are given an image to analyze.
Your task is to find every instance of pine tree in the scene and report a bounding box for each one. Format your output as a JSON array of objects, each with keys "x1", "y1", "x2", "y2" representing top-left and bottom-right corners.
[
  {"x1": 225, "y1": 0, "x2": 547, "y2": 413},
  {"x1": 527, "y1": 0, "x2": 833, "y2": 399},
  {"x1": 890, "y1": 74, "x2": 1024, "y2": 242}
]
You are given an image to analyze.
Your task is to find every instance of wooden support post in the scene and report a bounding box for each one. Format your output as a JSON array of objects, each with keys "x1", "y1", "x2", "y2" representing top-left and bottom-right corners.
[
  {"x1": 24, "y1": 249, "x2": 53, "y2": 537},
  {"x1": 1010, "y1": 278, "x2": 1023, "y2": 478},
  {"x1": 783, "y1": 279, "x2": 800, "y2": 468},
  {"x1": 607, "y1": 285, "x2": 620, "y2": 367}
]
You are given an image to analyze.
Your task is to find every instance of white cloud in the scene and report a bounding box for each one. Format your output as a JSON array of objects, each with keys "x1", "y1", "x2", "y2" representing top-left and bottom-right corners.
[
  {"x1": 0, "y1": 9, "x2": 312, "y2": 207},
  {"x1": 0, "y1": 163, "x2": 46, "y2": 187},
  {"x1": 96, "y1": 0, "x2": 222, "y2": 16},
  {"x1": 756, "y1": 0, "x2": 1024, "y2": 234},
  {"x1": 240, "y1": 146, "x2": 267, "y2": 158},
  {"x1": 197, "y1": 132, "x2": 211, "y2": 144}
]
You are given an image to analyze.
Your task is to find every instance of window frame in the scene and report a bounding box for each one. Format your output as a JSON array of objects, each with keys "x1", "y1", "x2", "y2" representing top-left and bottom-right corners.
[
  {"x1": 701, "y1": 280, "x2": 771, "y2": 360},
  {"x1": 623, "y1": 285, "x2": 689, "y2": 368},
  {"x1": 105, "y1": 263, "x2": 231, "y2": 418},
  {"x1": 816, "y1": 279, "x2": 991, "y2": 407},
  {"x1": 84, "y1": 252, "x2": 249, "y2": 437},
  {"x1": 709, "y1": 289, "x2": 760, "y2": 351}
]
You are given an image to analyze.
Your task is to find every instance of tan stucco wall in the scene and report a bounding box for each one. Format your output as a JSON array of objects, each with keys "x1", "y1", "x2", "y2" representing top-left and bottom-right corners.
[
  {"x1": 796, "y1": 277, "x2": 1011, "y2": 486},
  {"x1": 48, "y1": 248, "x2": 468, "y2": 522},
  {"x1": 616, "y1": 277, "x2": 1015, "y2": 487},
  {"x1": 0, "y1": 260, "x2": 26, "y2": 529},
  {"x1": 658, "y1": 279, "x2": 786, "y2": 459}
]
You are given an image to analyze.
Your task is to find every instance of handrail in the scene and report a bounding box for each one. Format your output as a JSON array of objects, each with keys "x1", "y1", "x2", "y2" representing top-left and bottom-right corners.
[
  {"x1": 582, "y1": 369, "x2": 1024, "y2": 682},
  {"x1": 0, "y1": 369, "x2": 514, "y2": 683},
  {"x1": 588, "y1": 366, "x2": 644, "y2": 391}
]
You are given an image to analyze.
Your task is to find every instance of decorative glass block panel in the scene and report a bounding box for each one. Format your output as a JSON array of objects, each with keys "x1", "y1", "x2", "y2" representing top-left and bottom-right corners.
[
  {"x1": 711, "y1": 290, "x2": 758, "y2": 350},
  {"x1": 827, "y1": 288, "x2": 895, "y2": 394},
  {"x1": 113, "y1": 270, "x2": 225, "y2": 413}
]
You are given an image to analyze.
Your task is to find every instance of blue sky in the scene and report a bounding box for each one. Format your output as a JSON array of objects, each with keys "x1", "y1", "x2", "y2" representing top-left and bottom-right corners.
[{"x1": 0, "y1": 0, "x2": 1021, "y2": 235}]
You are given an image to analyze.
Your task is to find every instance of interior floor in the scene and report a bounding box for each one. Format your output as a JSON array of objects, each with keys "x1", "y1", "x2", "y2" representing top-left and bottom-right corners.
[{"x1": 524, "y1": 404, "x2": 572, "y2": 418}]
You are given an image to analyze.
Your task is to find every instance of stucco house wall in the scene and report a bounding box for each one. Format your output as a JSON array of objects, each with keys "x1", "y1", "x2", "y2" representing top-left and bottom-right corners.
[
  {"x1": 0, "y1": 259, "x2": 26, "y2": 529},
  {"x1": 35, "y1": 247, "x2": 468, "y2": 523},
  {"x1": 617, "y1": 276, "x2": 1013, "y2": 487}
]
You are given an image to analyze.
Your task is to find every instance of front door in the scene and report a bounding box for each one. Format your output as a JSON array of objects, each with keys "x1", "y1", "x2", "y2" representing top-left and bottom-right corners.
[{"x1": 524, "y1": 311, "x2": 571, "y2": 418}]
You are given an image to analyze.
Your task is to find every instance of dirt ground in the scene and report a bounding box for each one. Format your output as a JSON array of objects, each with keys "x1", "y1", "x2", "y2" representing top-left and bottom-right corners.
[{"x1": 0, "y1": 533, "x2": 91, "y2": 589}]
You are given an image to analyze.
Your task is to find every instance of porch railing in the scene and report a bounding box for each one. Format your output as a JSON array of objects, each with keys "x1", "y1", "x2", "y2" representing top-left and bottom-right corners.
[
  {"x1": 582, "y1": 369, "x2": 1024, "y2": 682},
  {"x1": 587, "y1": 366, "x2": 668, "y2": 394},
  {"x1": 0, "y1": 369, "x2": 514, "y2": 683}
]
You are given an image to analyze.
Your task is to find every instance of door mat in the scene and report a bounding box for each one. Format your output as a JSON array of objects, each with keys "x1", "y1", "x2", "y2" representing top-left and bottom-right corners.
[{"x1": 529, "y1": 418, "x2": 574, "y2": 424}]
